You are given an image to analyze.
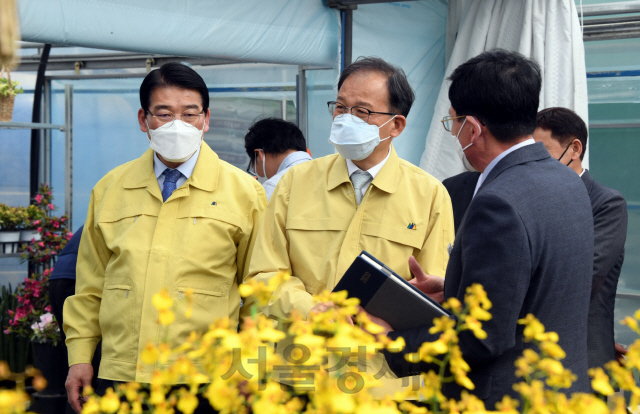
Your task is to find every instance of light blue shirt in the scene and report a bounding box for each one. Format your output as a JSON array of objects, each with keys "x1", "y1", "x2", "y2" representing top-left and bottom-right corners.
[
  {"x1": 473, "y1": 138, "x2": 535, "y2": 198},
  {"x1": 263, "y1": 151, "x2": 312, "y2": 200},
  {"x1": 153, "y1": 145, "x2": 201, "y2": 190}
]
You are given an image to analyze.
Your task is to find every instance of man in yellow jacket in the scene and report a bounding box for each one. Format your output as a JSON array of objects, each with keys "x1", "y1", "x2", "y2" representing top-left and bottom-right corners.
[
  {"x1": 247, "y1": 57, "x2": 455, "y2": 397},
  {"x1": 63, "y1": 63, "x2": 266, "y2": 412}
]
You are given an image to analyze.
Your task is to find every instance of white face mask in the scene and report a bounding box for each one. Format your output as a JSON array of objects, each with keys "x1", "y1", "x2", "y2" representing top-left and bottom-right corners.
[
  {"x1": 328, "y1": 114, "x2": 396, "y2": 161},
  {"x1": 452, "y1": 118, "x2": 478, "y2": 172},
  {"x1": 147, "y1": 119, "x2": 205, "y2": 163},
  {"x1": 255, "y1": 149, "x2": 267, "y2": 179}
]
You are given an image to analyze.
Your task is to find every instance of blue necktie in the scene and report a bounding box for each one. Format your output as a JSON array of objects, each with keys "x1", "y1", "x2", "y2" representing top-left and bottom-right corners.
[{"x1": 162, "y1": 168, "x2": 182, "y2": 202}]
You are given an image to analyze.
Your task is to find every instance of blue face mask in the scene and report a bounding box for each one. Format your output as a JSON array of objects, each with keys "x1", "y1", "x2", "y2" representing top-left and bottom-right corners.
[{"x1": 328, "y1": 114, "x2": 396, "y2": 161}]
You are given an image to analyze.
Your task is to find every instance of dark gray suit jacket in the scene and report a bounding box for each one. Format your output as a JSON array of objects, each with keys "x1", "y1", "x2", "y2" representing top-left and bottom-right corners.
[
  {"x1": 442, "y1": 171, "x2": 480, "y2": 234},
  {"x1": 384, "y1": 143, "x2": 594, "y2": 408},
  {"x1": 583, "y1": 170, "x2": 628, "y2": 370}
]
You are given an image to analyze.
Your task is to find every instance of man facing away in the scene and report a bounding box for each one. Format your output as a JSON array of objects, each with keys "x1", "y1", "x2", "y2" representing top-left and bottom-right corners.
[
  {"x1": 244, "y1": 117, "x2": 311, "y2": 201},
  {"x1": 63, "y1": 62, "x2": 266, "y2": 413},
  {"x1": 534, "y1": 107, "x2": 628, "y2": 372},
  {"x1": 374, "y1": 50, "x2": 594, "y2": 407},
  {"x1": 247, "y1": 56, "x2": 455, "y2": 396}
]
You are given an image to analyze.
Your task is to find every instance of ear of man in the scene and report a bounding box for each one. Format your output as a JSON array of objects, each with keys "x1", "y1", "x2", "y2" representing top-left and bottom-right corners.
[
  {"x1": 571, "y1": 138, "x2": 583, "y2": 160},
  {"x1": 467, "y1": 116, "x2": 483, "y2": 142},
  {"x1": 391, "y1": 115, "x2": 407, "y2": 137}
]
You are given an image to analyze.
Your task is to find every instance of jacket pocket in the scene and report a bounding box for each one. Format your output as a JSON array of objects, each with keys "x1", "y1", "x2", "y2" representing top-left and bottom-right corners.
[
  {"x1": 99, "y1": 283, "x2": 135, "y2": 361},
  {"x1": 360, "y1": 222, "x2": 424, "y2": 250},
  {"x1": 359, "y1": 222, "x2": 425, "y2": 279},
  {"x1": 285, "y1": 218, "x2": 351, "y2": 292},
  {"x1": 178, "y1": 207, "x2": 244, "y2": 271},
  {"x1": 167, "y1": 286, "x2": 228, "y2": 355},
  {"x1": 98, "y1": 204, "x2": 159, "y2": 256}
]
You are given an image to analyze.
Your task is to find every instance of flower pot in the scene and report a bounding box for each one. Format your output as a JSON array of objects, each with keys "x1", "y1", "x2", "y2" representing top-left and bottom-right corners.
[
  {"x1": 0, "y1": 230, "x2": 20, "y2": 254},
  {"x1": 19, "y1": 228, "x2": 41, "y2": 242},
  {"x1": 0, "y1": 94, "x2": 15, "y2": 122},
  {"x1": 31, "y1": 340, "x2": 68, "y2": 396}
]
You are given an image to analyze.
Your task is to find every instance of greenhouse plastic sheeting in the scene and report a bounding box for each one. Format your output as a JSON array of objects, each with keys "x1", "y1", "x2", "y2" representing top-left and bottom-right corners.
[
  {"x1": 18, "y1": 0, "x2": 340, "y2": 67},
  {"x1": 351, "y1": 1, "x2": 447, "y2": 167}
]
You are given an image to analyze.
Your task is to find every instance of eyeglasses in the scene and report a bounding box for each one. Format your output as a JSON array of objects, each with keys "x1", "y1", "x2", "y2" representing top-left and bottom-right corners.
[
  {"x1": 246, "y1": 149, "x2": 262, "y2": 177},
  {"x1": 441, "y1": 115, "x2": 466, "y2": 132},
  {"x1": 246, "y1": 160, "x2": 257, "y2": 177},
  {"x1": 327, "y1": 101, "x2": 397, "y2": 123},
  {"x1": 147, "y1": 110, "x2": 204, "y2": 127}
]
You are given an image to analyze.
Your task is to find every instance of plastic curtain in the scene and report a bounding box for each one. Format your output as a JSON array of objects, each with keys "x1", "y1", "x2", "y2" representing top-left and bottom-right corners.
[{"x1": 419, "y1": 0, "x2": 589, "y2": 181}]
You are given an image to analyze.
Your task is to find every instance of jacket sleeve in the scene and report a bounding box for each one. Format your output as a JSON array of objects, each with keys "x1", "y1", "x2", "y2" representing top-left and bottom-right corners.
[
  {"x1": 591, "y1": 191, "x2": 628, "y2": 296},
  {"x1": 245, "y1": 172, "x2": 316, "y2": 321},
  {"x1": 63, "y1": 190, "x2": 111, "y2": 366},
  {"x1": 413, "y1": 182, "x2": 455, "y2": 278},
  {"x1": 237, "y1": 184, "x2": 267, "y2": 320},
  {"x1": 386, "y1": 192, "x2": 531, "y2": 375}
]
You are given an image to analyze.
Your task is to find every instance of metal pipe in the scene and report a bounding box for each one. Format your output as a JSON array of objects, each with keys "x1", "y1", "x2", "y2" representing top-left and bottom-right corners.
[
  {"x1": 43, "y1": 80, "x2": 51, "y2": 186},
  {"x1": 582, "y1": 15, "x2": 640, "y2": 26},
  {"x1": 584, "y1": 31, "x2": 640, "y2": 41},
  {"x1": 297, "y1": 66, "x2": 308, "y2": 144},
  {"x1": 30, "y1": 44, "x2": 51, "y2": 200},
  {"x1": 589, "y1": 123, "x2": 640, "y2": 129},
  {"x1": 578, "y1": 0, "x2": 640, "y2": 17},
  {"x1": 64, "y1": 85, "x2": 73, "y2": 228},
  {"x1": 583, "y1": 21, "x2": 640, "y2": 33},
  {"x1": 344, "y1": 8, "x2": 353, "y2": 68}
]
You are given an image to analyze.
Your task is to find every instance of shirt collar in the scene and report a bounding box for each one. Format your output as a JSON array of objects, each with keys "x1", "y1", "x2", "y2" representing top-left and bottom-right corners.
[
  {"x1": 277, "y1": 151, "x2": 312, "y2": 174},
  {"x1": 474, "y1": 138, "x2": 535, "y2": 197},
  {"x1": 153, "y1": 144, "x2": 201, "y2": 179},
  {"x1": 579, "y1": 168, "x2": 586, "y2": 177},
  {"x1": 328, "y1": 145, "x2": 399, "y2": 194},
  {"x1": 346, "y1": 147, "x2": 391, "y2": 180}
]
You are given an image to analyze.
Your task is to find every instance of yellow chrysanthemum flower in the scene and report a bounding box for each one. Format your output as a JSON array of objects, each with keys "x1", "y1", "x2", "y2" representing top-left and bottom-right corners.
[
  {"x1": 99, "y1": 388, "x2": 121, "y2": 413},
  {"x1": 152, "y1": 289, "x2": 173, "y2": 311},
  {"x1": 589, "y1": 367, "x2": 615, "y2": 396}
]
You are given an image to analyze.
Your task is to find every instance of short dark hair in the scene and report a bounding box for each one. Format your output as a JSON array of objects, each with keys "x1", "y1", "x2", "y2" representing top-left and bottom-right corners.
[
  {"x1": 139, "y1": 62, "x2": 209, "y2": 113},
  {"x1": 448, "y1": 49, "x2": 542, "y2": 143},
  {"x1": 337, "y1": 56, "x2": 415, "y2": 117},
  {"x1": 536, "y1": 107, "x2": 588, "y2": 160},
  {"x1": 244, "y1": 118, "x2": 306, "y2": 158}
]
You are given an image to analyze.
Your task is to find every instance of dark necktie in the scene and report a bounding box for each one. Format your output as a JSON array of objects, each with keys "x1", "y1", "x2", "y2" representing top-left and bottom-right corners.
[{"x1": 162, "y1": 168, "x2": 182, "y2": 202}]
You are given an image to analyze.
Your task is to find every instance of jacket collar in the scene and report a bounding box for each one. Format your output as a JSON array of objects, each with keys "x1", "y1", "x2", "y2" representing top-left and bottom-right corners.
[
  {"x1": 326, "y1": 145, "x2": 400, "y2": 194},
  {"x1": 479, "y1": 141, "x2": 550, "y2": 191},
  {"x1": 124, "y1": 141, "x2": 219, "y2": 192},
  {"x1": 580, "y1": 169, "x2": 595, "y2": 195}
]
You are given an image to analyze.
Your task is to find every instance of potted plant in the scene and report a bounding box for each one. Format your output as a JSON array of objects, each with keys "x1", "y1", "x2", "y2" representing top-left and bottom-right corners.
[
  {"x1": 19, "y1": 203, "x2": 46, "y2": 243},
  {"x1": 4, "y1": 185, "x2": 71, "y2": 396},
  {"x1": 0, "y1": 66, "x2": 23, "y2": 122},
  {"x1": 0, "y1": 205, "x2": 25, "y2": 254},
  {"x1": 4, "y1": 269, "x2": 67, "y2": 395}
]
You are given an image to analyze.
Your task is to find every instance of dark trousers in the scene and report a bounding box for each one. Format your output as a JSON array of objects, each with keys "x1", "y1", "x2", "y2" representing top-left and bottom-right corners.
[
  {"x1": 49, "y1": 278, "x2": 102, "y2": 389},
  {"x1": 95, "y1": 380, "x2": 218, "y2": 414}
]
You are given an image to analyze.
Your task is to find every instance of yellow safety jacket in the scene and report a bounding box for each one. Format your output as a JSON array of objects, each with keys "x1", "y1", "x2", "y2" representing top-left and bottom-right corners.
[
  {"x1": 63, "y1": 142, "x2": 266, "y2": 383},
  {"x1": 247, "y1": 146, "x2": 454, "y2": 396}
]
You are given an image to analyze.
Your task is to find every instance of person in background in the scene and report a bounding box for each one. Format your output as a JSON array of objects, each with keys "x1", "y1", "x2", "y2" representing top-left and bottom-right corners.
[
  {"x1": 374, "y1": 50, "x2": 594, "y2": 407},
  {"x1": 534, "y1": 107, "x2": 628, "y2": 374},
  {"x1": 244, "y1": 117, "x2": 311, "y2": 201},
  {"x1": 48, "y1": 225, "x2": 102, "y2": 386},
  {"x1": 63, "y1": 62, "x2": 266, "y2": 413},
  {"x1": 441, "y1": 171, "x2": 479, "y2": 233},
  {"x1": 49, "y1": 224, "x2": 83, "y2": 341},
  {"x1": 247, "y1": 56, "x2": 454, "y2": 397}
]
